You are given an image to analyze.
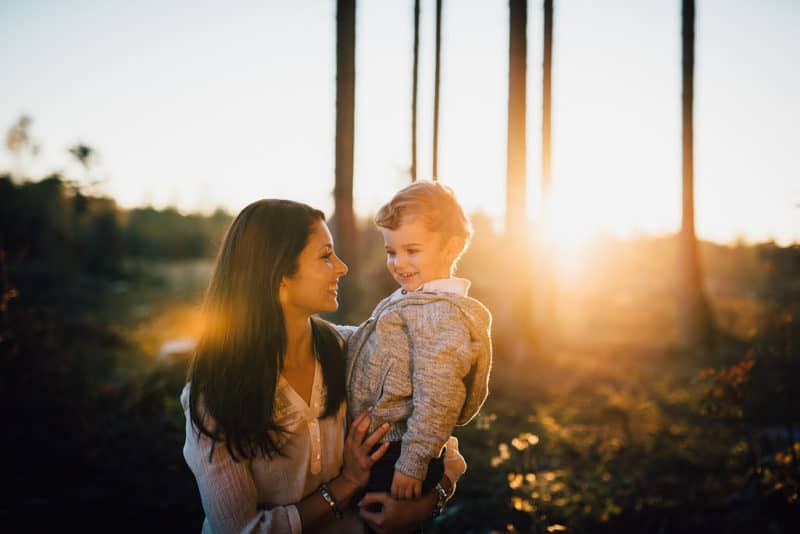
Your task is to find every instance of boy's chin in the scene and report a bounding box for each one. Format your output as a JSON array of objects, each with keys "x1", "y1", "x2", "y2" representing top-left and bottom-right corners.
[{"x1": 397, "y1": 279, "x2": 423, "y2": 292}]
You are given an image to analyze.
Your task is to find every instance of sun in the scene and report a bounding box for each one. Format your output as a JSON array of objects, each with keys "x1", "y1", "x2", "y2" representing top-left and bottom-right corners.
[{"x1": 534, "y1": 186, "x2": 597, "y2": 280}]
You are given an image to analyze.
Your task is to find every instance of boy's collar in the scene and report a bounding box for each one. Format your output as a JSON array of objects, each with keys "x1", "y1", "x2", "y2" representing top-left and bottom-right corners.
[{"x1": 392, "y1": 277, "x2": 471, "y2": 298}]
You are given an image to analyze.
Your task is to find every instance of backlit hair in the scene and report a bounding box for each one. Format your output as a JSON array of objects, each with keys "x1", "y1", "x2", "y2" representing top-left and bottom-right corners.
[
  {"x1": 374, "y1": 180, "x2": 473, "y2": 260},
  {"x1": 187, "y1": 199, "x2": 346, "y2": 461}
]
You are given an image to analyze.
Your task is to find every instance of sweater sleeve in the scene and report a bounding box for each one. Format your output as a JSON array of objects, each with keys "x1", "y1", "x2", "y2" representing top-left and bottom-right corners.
[
  {"x1": 394, "y1": 301, "x2": 475, "y2": 480},
  {"x1": 331, "y1": 324, "x2": 358, "y2": 345},
  {"x1": 180, "y1": 386, "x2": 302, "y2": 534}
]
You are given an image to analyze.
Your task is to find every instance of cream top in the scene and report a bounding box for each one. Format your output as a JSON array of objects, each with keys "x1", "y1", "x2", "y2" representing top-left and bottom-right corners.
[{"x1": 181, "y1": 359, "x2": 359, "y2": 533}]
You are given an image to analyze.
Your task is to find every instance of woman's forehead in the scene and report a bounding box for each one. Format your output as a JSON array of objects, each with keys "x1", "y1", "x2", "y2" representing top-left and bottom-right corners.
[{"x1": 306, "y1": 219, "x2": 333, "y2": 248}]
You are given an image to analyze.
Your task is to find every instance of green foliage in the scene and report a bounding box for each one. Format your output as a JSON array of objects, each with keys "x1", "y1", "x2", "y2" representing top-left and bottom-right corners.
[
  {"x1": 0, "y1": 174, "x2": 225, "y2": 528},
  {"x1": 0, "y1": 175, "x2": 233, "y2": 269},
  {"x1": 0, "y1": 174, "x2": 123, "y2": 289},
  {"x1": 1, "y1": 171, "x2": 798, "y2": 531},
  {"x1": 123, "y1": 206, "x2": 231, "y2": 259},
  {"x1": 429, "y1": 345, "x2": 799, "y2": 533}
]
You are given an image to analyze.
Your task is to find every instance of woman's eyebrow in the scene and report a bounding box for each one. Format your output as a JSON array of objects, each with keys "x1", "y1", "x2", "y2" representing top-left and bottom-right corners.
[{"x1": 318, "y1": 243, "x2": 333, "y2": 252}]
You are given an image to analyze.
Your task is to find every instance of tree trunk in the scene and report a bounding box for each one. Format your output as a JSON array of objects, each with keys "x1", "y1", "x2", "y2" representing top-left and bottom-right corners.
[
  {"x1": 534, "y1": 0, "x2": 557, "y2": 342},
  {"x1": 411, "y1": 0, "x2": 420, "y2": 182},
  {"x1": 678, "y1": 0, "x2": 714, "y2": 348},
  {"x1": 334, "y1": 0, "x2": 358, "y2": 321},
  {"x1": 432, "y1": 0, "x2": 442, "y2": 181},
  {"x1": 505, "y1": 0, "x2": 531, "y2": 358},
  {"x1": 541, "y1": 0, "x2": 552, "y2": 204},
  {"x1": 506, "y1": 0, "x2": 527, "y2": 238}
]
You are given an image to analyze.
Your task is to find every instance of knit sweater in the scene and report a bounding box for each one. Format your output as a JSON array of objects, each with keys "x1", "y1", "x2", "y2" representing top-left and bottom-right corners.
[{"x1": 345, "y1": 282, "x2": 492, "y2": 480}]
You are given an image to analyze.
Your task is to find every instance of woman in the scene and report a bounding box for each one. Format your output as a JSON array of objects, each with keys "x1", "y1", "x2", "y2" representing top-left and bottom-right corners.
[{"x1": 182, "y1": 199, "x2": 462, "y2": 533}]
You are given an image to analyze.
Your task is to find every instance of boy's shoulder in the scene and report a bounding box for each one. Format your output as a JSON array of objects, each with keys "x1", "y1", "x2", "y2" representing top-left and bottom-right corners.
[
  {"x1": 395, "y1": 289, "x2": 489, "y2": 311},
  {"x1": 379, "y1": 291, "x2": 492, "y2": 331}
]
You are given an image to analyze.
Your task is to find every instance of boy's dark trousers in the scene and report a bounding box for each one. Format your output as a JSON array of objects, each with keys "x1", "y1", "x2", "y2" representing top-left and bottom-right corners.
[{"x1": 360, "y1": 441, "x2": 445, "y2": 533}]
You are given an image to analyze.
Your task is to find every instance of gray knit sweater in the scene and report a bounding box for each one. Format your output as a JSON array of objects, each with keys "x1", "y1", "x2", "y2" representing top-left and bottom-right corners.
[{"x1": 345, "y1": 286, "x2": 492, "y2": 480}]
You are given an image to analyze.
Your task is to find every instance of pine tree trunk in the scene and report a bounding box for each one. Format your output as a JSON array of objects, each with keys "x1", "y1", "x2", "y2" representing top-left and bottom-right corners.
[
  {"x1": 534, "y1": 0, "x2": 557, "y2": 342},
  {"x1": 505, "y1": 0, "x2": 527, "y2": 237},
  {"x1": 505, "y1": 0, "x2": 531, "y2": 357},
  {"x1": 334, "y1": 0, "x2": 358, "y2": 321},
  {"x1": 678, "y1": 0, "x2": 714, "y2": 348},
  {"x1": 432, "y1": 0, "x2": 442, "y2": 181},
  {"x1": 411, "y1": 0, "x2": 420, "y2": 182},
  {"x1": 542, "y1": 0, "x2": 552, "y2": 203}
]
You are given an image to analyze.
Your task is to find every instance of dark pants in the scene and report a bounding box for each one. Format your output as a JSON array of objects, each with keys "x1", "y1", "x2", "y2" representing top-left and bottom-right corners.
[
  {"x1": 360, "y1": 441, "x2": 444, "y2": 531},
  {"x1": 366, "y1": 440, "x2": 445, "y2": 495}
]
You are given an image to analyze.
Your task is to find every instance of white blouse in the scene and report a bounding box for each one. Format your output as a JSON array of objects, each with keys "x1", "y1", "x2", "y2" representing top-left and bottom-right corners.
[{"x1": 181, "y1": 359, "x2": 362, "y2": 533}]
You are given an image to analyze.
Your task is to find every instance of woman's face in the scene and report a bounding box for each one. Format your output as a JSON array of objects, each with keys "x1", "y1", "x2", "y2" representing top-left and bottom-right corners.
[{"x1": 280, "y1": 219, "x2": 349, "y2": 317}]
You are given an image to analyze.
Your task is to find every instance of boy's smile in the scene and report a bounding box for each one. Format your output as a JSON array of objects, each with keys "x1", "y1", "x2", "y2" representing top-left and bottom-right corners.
[{"x1": 380, "y1": 217, "x2": 456, "y2": 292}]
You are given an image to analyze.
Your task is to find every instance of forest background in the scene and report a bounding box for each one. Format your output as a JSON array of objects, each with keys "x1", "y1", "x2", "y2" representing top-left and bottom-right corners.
[
  {"x1": 2, "y1": 0, "x2": 799, "y2": 532},
  {"x1": 1, "y1": 165, "x2": 798, "y2": 532}
]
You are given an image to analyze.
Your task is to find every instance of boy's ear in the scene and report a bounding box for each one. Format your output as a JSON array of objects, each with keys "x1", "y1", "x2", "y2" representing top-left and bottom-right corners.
[{"x1": 445, "y1": 236, "x2": 465, "y2": 264}]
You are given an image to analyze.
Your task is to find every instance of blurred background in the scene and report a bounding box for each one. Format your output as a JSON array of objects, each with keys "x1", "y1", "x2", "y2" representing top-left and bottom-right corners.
[{"x1": 1, "y1": 0, "x2": 798, "y2": 532}]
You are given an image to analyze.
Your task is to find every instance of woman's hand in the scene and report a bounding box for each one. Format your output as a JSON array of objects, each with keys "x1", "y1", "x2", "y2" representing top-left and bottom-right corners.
[
  {"x1": 357, "y1": 491, "x2": 437, "y2": 534},
  {"x1": 340, "y1": 409, "x2": 390, "y2": 489},
  {"x1": 359, "y1": 474, "x2": 455, "y2": 533},
  {"x1": 295, "y1": 411, "x2": 391, "y2": 530}
]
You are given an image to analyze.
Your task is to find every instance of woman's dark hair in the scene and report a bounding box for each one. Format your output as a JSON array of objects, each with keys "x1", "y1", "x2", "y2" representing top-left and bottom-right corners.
[{"x1": 187, "y1": 199, "x2": 346, "y2": 461}]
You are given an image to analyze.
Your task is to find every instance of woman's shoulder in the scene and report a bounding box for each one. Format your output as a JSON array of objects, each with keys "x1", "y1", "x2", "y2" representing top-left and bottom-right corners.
[
  {"x1": 181, "y1": 382, "x2": 220, "y2": 433},
  {"x1": 180, "y1": 382, "x2": 191, "y2": 412}
]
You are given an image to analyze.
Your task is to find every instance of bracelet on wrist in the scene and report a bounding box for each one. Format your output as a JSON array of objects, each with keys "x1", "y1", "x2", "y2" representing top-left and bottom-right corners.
[
  {"x1": 319, "y1": 482, "x2": 343, "y2": 519},
  {"x1": 432, "y1": 482, "x2": 449, "y2": 518},
  {"x1": 440, "y1": 476, "x2": 455, "y2": 498}
]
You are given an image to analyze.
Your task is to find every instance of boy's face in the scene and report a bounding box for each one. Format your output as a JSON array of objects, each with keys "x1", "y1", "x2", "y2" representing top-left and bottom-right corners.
[{"x1": 380, "y1": 217, "x2": 456, "y2": 292}]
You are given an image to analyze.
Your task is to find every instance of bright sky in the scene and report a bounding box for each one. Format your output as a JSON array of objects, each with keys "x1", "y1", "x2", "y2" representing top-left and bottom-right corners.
[{"x1": 2, "y1": 0, "x2": 798, "y2": 245}]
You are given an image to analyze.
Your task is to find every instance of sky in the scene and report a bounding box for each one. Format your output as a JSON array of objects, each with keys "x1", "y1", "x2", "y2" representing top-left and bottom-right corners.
[{"x1": 1, "y1": 0, "x2": 798, "y2": 245}]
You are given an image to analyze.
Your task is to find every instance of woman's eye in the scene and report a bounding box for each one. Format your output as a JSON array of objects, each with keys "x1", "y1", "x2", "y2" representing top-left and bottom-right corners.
[
  {"x1": 407, "y1": 249, "x2": 419, "y2": 255},
  {"x1": 321, "y1": 253, "x2": 332, "y2": 260}
]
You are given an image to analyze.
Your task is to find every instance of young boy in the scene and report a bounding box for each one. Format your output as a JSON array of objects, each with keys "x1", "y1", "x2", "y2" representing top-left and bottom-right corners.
[{"x1": 346, "y1": 181, "x2": 492, "y2": 503}]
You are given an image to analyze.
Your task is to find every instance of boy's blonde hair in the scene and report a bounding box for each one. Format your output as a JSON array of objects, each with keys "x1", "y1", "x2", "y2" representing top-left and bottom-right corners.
[{"x1": 374, "y1": 181, "x2": 473, "y2": 261}]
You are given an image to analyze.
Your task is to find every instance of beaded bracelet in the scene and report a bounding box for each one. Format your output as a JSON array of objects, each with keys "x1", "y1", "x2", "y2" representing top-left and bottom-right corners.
[
  {"x1": 319, "y1": 482, "x2": 343, "y2": 519},
  {"x1": 432, "y1": 482, "x2": 449, "y2": 518}
]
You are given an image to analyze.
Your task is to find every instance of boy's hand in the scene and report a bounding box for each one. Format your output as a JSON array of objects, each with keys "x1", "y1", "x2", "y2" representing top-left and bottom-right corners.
[{"x1": 391, "y1": 470, "x2": 423, "y2": 500}]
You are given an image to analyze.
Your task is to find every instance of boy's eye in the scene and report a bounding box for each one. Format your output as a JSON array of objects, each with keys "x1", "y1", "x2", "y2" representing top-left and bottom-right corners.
[{"x1": 407, "y1": 249, "x2": 419, "y2": 255}]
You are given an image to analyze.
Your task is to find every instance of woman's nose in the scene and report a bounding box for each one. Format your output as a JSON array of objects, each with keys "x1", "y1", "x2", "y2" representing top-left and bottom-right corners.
[{"x1": 335, "y1": 255, "x2": 349, "y2": 276}]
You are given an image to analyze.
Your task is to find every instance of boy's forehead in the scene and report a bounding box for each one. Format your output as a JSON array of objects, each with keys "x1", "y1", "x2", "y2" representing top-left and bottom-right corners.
[
  {"x1": 382, "y1": 218, "x2": 440, "y2": 242},
  {"x1": 398, "y1": 215, "x2": 426, "y2": 230}
]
